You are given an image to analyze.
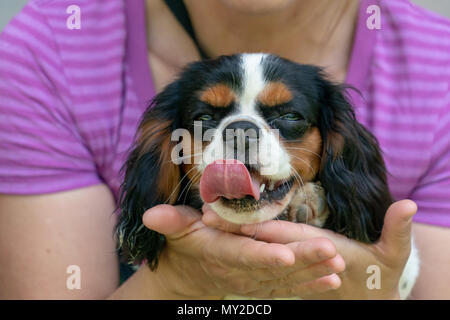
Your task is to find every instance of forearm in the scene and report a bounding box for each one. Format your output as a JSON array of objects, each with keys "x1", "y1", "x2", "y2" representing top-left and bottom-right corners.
[
  {"x1": 0, "y1": 187, "x2": 120, "y2": 299},
  {"x1": 108, "y1": 266, "x2": 177, "y2": 299},
  {"x1": 109, "y1": 264, "x2": 220, "y2": 300}
]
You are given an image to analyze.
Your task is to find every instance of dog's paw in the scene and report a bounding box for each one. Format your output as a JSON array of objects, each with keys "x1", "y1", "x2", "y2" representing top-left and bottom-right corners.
[{"x1": 281, "y1": 182, "x2": 329, "y2": 227}]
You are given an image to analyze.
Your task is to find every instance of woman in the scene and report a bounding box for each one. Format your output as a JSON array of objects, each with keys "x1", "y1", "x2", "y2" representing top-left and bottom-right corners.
[{"x1": 0, "y1": 0, "x2": 449, "y2": 299}]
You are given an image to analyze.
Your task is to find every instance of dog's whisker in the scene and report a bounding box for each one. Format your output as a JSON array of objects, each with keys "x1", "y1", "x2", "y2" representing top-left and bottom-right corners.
[
  {"x1": 288, "y1": 164, "x2": 312, "y2": 225},
  {"x1": 288, "y1": 154, "x2": 316, "y2": 175},
  {"x1": 182, "y1": 180, "x2": 195, "y2": 205},
  {"x1": 282, "y1": 138, "x2": 306, "y2": 143},
  {"x1": 163, "y1": 166, "x2": 199, "y2": 204},
  {"x1": 182, "y1": 170, "x2": 203, "y2": 205},
  {"x1": 290, "y1": 167, "x2": 305, "y2": 190},
  {"x1": 176, "y1": 170, "x2": 201, "y2": 204},
  {"x1": 284, "y1": 147, "x2": 322, "y2": 159}
]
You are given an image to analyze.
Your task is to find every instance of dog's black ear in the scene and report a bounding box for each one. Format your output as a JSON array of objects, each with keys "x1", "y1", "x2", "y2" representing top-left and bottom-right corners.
[
  {"x1": 116, "y1": 83, "x2": 182, "y2": 269},
  {"x1": 317, "y1": 78, "x2": 393, "y2": 243}
]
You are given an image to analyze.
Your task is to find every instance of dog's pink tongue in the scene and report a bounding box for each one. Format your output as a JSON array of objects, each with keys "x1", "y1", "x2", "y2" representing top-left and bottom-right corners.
[{"x1": 200, "y1": 159, "x2": 261, "y2": 203}]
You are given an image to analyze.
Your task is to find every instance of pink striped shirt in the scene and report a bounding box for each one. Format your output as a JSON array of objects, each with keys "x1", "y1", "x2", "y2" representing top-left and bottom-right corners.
[{"x1": 0, "y1": 0, "x2": 449, "y2": 227}]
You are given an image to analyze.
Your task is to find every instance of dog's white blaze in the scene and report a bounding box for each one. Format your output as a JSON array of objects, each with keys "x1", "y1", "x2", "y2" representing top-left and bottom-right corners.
[
  {"x1": 200, "y1": 54, "x2": 292, "y2": 178},
  {"x1": 198, "y1": 53, "x2": 295, "y2": 224},
  {"x1": 240, "y1": 53, "x2": 267, "y2": 116},
  {"x1": 238, "y1": 54, "x2": 292, "y2": 179}
]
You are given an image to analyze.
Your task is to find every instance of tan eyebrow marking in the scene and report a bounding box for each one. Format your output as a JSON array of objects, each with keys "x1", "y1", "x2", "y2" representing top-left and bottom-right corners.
[
  {"x1": 199, "y1": 84, "x2": 235, "y2": 107},
  {"x1": 258, "y1": 82, "x2": 293, "y2": 107}
]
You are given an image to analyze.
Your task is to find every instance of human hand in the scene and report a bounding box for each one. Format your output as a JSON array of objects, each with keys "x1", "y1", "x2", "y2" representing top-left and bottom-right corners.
[
  {"x1": 203, "y1": 200, "x2": 417, "y2": 299},
  {"x1": 141, "y1": 204, "x2": 345, "y2": 299}
]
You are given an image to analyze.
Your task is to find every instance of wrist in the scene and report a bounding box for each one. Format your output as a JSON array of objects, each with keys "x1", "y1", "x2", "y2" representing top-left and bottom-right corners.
[
  {"x1": 148, "y1": 260, "x2": 221, "y2": 300},
  {"x1": 108, "y1": 263, "x2": 195, "y2": 300},
  {"x1": 142, "y1": 265, "x2": 188, "y2": 299}
]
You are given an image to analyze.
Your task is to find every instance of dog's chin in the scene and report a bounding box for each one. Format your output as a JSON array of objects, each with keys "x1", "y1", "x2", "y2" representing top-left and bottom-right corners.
[{"x1": 208, "y1": 178, "x2": 298, "y2": 224}]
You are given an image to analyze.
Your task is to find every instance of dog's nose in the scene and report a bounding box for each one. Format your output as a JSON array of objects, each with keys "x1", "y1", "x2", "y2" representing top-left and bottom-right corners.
[
  {"x1": 222, "y1": 121, "x2": 260, "y2": 164},
  {"x1": 222, "y1": 121, "x2": 260, "y2": 145}
]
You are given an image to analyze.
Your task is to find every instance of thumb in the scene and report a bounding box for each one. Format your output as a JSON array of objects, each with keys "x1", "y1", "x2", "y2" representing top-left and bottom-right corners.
[
  {"x1": 142, "y1": 204, "x2": 203, "y2": 239},
  {"x1": 380, "y1": 199, "x2": 417, "y2": 254}
]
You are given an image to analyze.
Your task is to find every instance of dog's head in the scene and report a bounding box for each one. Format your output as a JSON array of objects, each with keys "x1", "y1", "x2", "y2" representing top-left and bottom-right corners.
[{"x1": 117, "y1": 53, "x2": 392, "y2": 268}]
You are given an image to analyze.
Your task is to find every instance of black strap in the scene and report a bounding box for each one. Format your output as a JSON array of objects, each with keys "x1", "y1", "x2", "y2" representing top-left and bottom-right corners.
[{"x1": 163, "y1": 0, "x2": 209, "y2": 60}]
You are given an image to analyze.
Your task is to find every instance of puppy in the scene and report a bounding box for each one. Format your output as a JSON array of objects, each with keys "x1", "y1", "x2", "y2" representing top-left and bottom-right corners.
[{"x1": 116, "y1": 53, "x2": 419, "y2": 299}]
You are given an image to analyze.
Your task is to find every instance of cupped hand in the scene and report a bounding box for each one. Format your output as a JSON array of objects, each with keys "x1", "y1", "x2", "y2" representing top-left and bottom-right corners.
[
  {"x1": 203, "y1": 200, "x2": 417, "y2": 299},
  {"x1": 141, "y1": 204, "x2": 345, "y2": 299}
]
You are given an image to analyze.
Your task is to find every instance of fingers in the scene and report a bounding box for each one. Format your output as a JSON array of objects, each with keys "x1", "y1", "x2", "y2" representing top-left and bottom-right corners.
[
  {"x1": 206, "y1": 232, "x2": 296, "y2": 269},
  {"x1": 239, "y1": 219, "x2": 332, "y2": 244},
  {"x1": 260, "y1": 253, "x2": 345, "y2": 287},
  {"x1": 259, "y1": 239, "x2": 342, "y2": 283},
  {"x1": 286, "y1": 274, "x2": 342, "y2": 297},
  {"x1": 142, "y1": 204, "x2": 203, "y2": 239},
  {"x1": 203, "y1": 205, "x2": 340, "y2": 269},
  {"x1": 380, "y1": 199, "x2": 417, "y2": 256},
  {"x1": 202, "y1": 204, "x2": 243, "y2": 234},
  {"x1": 225, "y1": 251, "x2": 344, "y2": 297},
  {"x1": 304, "y1": 254, "x2": 346, "y2": 279},
  {"x1": 247, "y1": 274, "x2": 341, "y2": 298},
  {"x1": 286, "y1": 238, "x2": 338, "y2": 267},
  {"x1": 203, "y1": 204, "x2": 328, "y2": 241},
  {"x1": 145, "y1": 204, "x2": 346, "y2": 298},
  {"x1": 202, "y1": 204, "x2": 346, "y2": 251},
  {"x1": 227, "y1": 238, "x2": 342, "y2": 283},
  {"x1": 203, "y1": 204, "x2": 344, "y2": 277}
]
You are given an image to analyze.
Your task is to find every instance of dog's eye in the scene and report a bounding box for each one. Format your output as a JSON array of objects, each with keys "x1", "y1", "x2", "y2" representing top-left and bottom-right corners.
[
  {"x1": 280, "y1": 113, "x2": 302, "y2": 121},
  {"x1": 196, "y1": 114, "x2": 213, "y2": 121}
]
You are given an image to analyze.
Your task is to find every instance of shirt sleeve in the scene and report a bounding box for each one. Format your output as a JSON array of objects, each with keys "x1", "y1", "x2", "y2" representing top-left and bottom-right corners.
[
  {"x1": 410, "y1": 96, "x2": 450, "y2": 228},
  {"x1": 0, "y1": 3, "x2": 101, "y2": 195}
]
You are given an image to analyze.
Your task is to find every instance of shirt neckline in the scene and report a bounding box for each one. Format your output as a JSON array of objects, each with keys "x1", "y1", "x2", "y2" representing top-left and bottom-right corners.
[
  {"x1": 125, "y1": 0, "x2": 156, "y2": 105},
  {"x1": 127, "y1": 0, "x2": 375, "y2": 106},
  {"x1": 345, "y1": 0, "x2": 377, "y2": 104}
]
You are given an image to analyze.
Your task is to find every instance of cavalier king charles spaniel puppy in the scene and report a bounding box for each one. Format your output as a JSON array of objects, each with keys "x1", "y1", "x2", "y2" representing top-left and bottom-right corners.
[{"x1": 116, "y1": 53, "x2": 419, "y2": 299}]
